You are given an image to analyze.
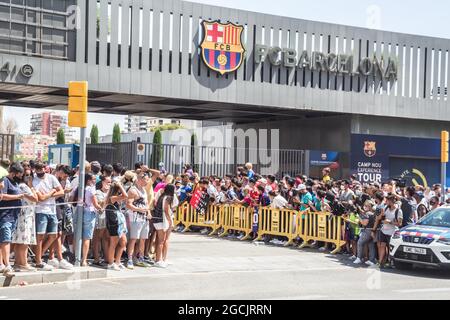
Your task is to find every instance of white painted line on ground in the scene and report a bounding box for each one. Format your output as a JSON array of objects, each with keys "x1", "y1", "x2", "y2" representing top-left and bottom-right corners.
[
  {"x1": 394, "y1": 287, "x2": 450, "y2": 293},
  {"x1": 0, "y1": 266, "x2": 353, "y2": 290},
  {"x1": 267, "y1": 295, "x2": 328, "y2": 300}
]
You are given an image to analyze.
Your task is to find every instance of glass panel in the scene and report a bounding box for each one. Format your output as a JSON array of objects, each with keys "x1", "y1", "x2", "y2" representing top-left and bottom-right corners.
[
  {"x1": 26, "y1": 25, "x2": 36, "y2": 38},
  {"x1": 26, "y1": 0, "x2": 39, "y2": 8},
  {"x1": 10, "y1": 7, "x2": 24, "y2": 21},
  {"x1": 9, "y1": 38, "x2": 25, "y2": 51},
  {"x1": 52, "y1": 43, "x2": 65, "y2": 57},
  {"x1": 52, "y1": 14, "x2": 65, "y2": 28},
  {"x1": 42, "y1": 42, "x2": 51, "y2": 55},
  {"x1": 26, "y1": 10, "x2": 38, "y2": 24},
  {"x1": 0, "y1": 6, "x2": 10, "y2": 20},
  {"x1": 11, "y1": 0, "x2": 25, "y2": 6},
  {"x1": 42, "y1": 27, "x2": 52, "y2": 40},
  {"x1": 10, "y1": 22, "x2": 25, "y2": 37},
  {"x1": 52, "y1": 28, "x2": 65, "y2": 43},
  {"x1": 42, "y1": 13, "x2": 53, "y2": 26},
  {"x1": 26, "y1": 39, "x2": 38, "y2": 54}
]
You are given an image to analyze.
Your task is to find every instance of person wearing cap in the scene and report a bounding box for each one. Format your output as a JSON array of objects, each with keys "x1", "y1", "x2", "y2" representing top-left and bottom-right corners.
[
  {"x1": 322, "y1": 167, "x2": 331, "y2": 184},
  {"x1": 297, "y1": 184, "x2": 315, "y2": 212},
  {"x1": 353, "y1": 200, "x2": 377, "y2": 266}
]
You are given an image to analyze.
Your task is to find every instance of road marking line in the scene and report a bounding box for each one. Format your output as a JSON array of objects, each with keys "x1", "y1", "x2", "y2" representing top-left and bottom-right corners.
[
  {"x1": 394, "y1": 288, "x2": 450, "y2": 293},
  {"x1": 267, "y1": 295, "x2": 328, "y2": 300}
]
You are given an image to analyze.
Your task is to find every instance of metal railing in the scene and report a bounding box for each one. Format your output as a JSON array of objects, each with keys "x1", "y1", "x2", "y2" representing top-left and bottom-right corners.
[{"x1": 86, "y1": 141, "x2": 307, "y2": 178}]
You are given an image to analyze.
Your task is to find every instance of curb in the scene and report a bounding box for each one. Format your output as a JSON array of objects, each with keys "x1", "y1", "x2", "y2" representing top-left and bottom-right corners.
[{"x1": 0, "y1": 267, "x2": 108, "y2": 287}]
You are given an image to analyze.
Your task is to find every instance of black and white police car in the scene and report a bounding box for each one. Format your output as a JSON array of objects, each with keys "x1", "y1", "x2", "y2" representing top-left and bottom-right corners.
[{"x1": 390, "y1": 206, "x2": 450, "y2": 270}]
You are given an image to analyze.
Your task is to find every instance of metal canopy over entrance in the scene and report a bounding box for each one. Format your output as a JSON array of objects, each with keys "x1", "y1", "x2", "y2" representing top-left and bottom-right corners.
[
  {"x1": 0, "y1": 82, "x2": 343, "y2": 123},
  {"x1": 0, "y1": 0, "x2": 448, "y2": 123}
]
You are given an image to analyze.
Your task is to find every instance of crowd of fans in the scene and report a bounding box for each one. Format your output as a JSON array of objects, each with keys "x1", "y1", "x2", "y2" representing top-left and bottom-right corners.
[
  {"x1": 0, "y1": 159, "x2": 177, "y2": 277},
  {"x1": 0, "y1": 158, "x2": 448, "y2": 277}
]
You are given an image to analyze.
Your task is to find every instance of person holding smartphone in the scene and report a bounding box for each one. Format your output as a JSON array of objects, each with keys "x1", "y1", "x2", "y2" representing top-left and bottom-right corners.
[
  {"x1": 0, "y1": 163, "x2": 26, "y2": 277},
  {"x1": 377, "y1": 194, "x2": 403, "y2": 268}
]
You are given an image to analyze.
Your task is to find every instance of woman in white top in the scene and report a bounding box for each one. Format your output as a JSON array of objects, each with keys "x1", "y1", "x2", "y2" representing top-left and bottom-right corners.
[
  {"x1": 77, "y1": 173, "x2": 102, "y2": 267},
  {"x1": 12, "y1": 172, "x2": 38, "y2": 271}
]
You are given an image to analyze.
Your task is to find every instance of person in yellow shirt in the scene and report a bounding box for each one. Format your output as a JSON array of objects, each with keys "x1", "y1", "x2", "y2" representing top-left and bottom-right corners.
[{"x1": 322, "y1": 167, "x2": 331, "y2": 184}]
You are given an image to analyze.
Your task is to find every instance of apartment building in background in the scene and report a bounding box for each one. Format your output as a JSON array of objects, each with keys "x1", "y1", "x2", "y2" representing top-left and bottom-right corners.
[
  {"x1": 30, "y1": 112, "x2": 75, "y2": 140},
  {"x1": 19, "y1": 134, "x2": 56, "y2": 160},
  {"x1": 125, "y1": 115, "x2": 198, "y2": 133}
]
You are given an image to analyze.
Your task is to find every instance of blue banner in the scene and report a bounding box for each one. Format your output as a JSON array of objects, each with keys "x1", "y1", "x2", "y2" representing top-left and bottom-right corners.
[{"x1": 351, "y1": 134, "x2": 449, "y2": 187}]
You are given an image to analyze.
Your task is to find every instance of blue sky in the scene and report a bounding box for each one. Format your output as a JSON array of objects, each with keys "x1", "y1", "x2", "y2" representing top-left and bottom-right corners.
[{"x1": 7, "y1": 0, "x2": 450, "y2": 136}]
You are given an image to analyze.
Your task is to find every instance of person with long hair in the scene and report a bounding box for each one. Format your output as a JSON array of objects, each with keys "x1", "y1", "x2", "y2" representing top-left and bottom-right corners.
[
  {"x1": 125, "y1": 172, "x2": 151, "y2": 269},
  {"x1": 152, "y1": 184, "x2": 177, "y2": 268},
  {"x1": 92, "y1": 175, "x2": 111, "y2": 265},
  {"x1": 12, "y1": 169, "x2": 39, "y2": 272},
  {"x1": 74, "y1": 173, "x2": 102, "y2": 266},
  {"x1": 104, "y1": 180, "x2": 128, "y2": 271}
]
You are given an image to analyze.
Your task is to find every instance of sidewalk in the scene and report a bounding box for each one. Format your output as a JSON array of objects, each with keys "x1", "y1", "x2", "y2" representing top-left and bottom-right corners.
[{"x1": 0, "y1": 267, "x2": 107, "y2": 287}]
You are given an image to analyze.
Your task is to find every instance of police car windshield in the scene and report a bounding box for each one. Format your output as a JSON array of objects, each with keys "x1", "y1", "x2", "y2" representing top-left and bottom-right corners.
[{"x1": 417, "y1": 208, "x2": 450, "y2": 228}]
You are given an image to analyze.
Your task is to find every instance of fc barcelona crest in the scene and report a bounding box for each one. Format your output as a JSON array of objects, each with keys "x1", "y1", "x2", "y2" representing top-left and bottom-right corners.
[
  {"x1": 364, "y1": 141, "x2": 377, "y2": 158},
  {"x1": 200, "y1": 20, "x2": 245, "y2": 75}
]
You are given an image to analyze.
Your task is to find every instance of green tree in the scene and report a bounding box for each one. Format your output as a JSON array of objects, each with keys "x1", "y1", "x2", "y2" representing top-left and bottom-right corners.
[
  {"x1": 112, "y1": 123, "x2": 121, "y2": 143},
  {"x1": 191, "y1": 133, "x2": 199, "y2": 173},
  {"x1": 150, "y1": 124, "x2": 184, "y2": 132},
  {"x1": 150, "y1": 129, "x2": 163, "y2": 167},
  {"x1": 90, "y1": 124, "x2": 99, "y2": 144},
  {"x1": 56, "y1": 128, "x2": 65, "y2": 145}
]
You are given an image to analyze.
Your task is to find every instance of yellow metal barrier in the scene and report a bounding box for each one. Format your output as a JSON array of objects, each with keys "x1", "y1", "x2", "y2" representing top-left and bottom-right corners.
[
  {"x1": 299, "y1": 211, "x2": 346, "y2": 254},
  {"x1": 218, "y1": 205, "x2": 253, "y2": 240},
  {"x1": 295, "y1": 209, "x2": 309, "y2": 243},
  {"x1": 175, "y1": 203, "x2": 346, "y2": 254},
  {"x1": 254, "y1": 207, "x2": 302, "y2": 246},
  {"x1": 176, "y1": 202, "x2": 220, "y2": 236}
]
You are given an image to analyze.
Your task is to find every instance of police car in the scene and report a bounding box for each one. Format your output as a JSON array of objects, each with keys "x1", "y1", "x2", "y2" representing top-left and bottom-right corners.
[{"x1": 390, "y1": 206, "x2": 450, "y2": 270}]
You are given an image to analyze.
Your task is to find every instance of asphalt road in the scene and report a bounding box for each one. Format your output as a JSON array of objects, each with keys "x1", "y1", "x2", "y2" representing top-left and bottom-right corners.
[{"x1": 1, "y1": 232, "x2": 450, "y2": 300}]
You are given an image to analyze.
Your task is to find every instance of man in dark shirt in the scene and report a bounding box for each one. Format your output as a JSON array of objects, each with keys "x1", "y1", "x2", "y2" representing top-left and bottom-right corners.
[{"x1": 0, "y1": 163, "x2": 25, "y2": 277}]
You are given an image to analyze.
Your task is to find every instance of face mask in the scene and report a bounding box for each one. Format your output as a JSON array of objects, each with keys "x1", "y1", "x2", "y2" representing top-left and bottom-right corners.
[{"x1": 37, "y1": 172, "x2": 45, "y2": 178}]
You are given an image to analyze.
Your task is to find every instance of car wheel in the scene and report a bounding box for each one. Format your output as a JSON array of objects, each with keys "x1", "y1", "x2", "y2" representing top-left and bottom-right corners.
[{"x1": 393, "y1": 260, "x2": 413, "y2": 270}]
